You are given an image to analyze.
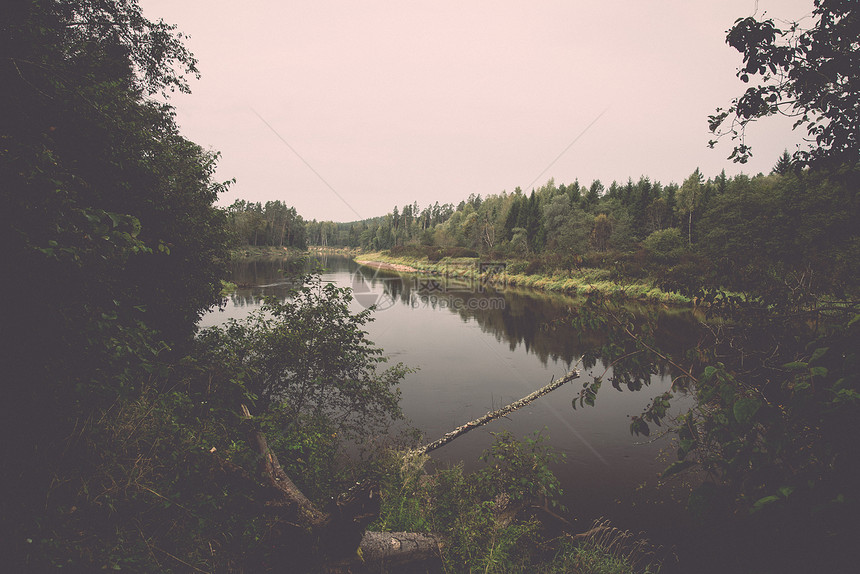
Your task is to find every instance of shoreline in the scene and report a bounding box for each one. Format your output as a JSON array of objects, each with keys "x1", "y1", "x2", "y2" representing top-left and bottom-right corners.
[
  {"x1": 354, "y1": 259, "x2": 420, "y2": 273},
  {"x1": 233, "y1": 247, "x2": 693, "y2": 306},
  {"x1": 353, "y1": 252, "x2": 692, "y2": 306}
]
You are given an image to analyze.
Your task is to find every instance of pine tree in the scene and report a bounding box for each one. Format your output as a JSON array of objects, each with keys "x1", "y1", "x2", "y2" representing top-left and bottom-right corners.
[{"x1": 771, "y1": 149, "x2": 793, "y2": 175}]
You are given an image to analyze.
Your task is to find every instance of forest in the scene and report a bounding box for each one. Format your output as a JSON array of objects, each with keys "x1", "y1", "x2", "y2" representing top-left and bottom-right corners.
[
  {"x1": 295, "y1": 164, "x2": 857, "y2": 299},
  {"x1": 225, "y1": 200, "x2": 307, "y2": 249},
  {"x1": 2, "y1": 0, "x2": 858, "y2": 572}
]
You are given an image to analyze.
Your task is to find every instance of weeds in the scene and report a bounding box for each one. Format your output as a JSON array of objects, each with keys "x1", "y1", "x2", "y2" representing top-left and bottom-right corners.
[{"x1": 373, "y1": 432, "x2": 664, "y2": 573}]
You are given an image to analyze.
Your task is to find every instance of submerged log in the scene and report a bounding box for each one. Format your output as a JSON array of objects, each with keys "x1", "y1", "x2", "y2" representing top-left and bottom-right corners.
[{"x1": 414, "y1": 369, "x2": 580, "y2": 454}]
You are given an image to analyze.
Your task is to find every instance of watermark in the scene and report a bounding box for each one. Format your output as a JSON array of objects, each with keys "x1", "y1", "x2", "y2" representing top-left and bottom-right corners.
[
  {"x1": 414, "y1": 293, "x2": 506, "y2": 311},
  {"x1": 351, "y1": 270, "x2": 401, "y2": 311},
  {"x1": 350, "y1": 262, "x2": 508, "y2": 311}
]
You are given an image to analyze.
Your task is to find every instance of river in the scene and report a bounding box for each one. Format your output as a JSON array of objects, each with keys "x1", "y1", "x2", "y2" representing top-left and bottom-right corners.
[{"x1": 200, "y1": 255, "x2": 699, "y2": 558}]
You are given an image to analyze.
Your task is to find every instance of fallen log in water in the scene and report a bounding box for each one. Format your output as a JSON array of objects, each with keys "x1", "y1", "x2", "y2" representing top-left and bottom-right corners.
[
  {"x1": 414, "y1": 369, "x2": 580, "y2": 455},
  {"x1": 232, "y1": 371, "x2": 578, "y2": 570}
]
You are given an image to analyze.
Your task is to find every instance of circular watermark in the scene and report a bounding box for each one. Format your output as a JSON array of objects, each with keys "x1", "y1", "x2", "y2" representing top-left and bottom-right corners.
[{"x1": 351, "y1": 268, "x2": 402, "y2": 311}]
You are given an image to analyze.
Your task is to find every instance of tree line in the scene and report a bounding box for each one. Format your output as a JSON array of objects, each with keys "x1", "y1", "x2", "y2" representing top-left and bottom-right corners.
[
  {"x1": 309, "y1": 161, "x2": 857, "y2": 300},
  {"x1": 226, "y1": 199, "x2": 307, "y2": 249}
]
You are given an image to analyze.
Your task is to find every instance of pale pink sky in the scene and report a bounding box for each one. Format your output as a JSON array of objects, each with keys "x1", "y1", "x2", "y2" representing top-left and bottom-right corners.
[{"x1": 140, "y1": 0, "x2": 813, "y2": 222}]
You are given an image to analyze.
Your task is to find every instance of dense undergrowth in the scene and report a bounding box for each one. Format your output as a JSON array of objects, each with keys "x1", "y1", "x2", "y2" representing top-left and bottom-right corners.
[{"x1": 373, "y1": 432, "x2": 663, "y2": 573}]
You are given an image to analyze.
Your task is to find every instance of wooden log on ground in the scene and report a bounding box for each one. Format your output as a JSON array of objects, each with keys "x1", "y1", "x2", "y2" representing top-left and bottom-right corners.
[
  {"x1": 239, "y1": 405, "x2": 442, "y2": 571},
  {"x1": 323, "y1": 531, "x2": 443, "y2": 573},
  {"x1": 413, "y1": 369, "x2": 580, "y2": 454},
  {"x1": 241, "y1": 404, "x2": 327, "y2": 527},
  {"x1": 358, "y1": 531, "x2": 443, "y2": 567}
]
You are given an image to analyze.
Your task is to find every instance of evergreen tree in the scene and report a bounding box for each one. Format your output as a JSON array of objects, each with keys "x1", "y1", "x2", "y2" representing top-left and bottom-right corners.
[
  {"x1": 771, "y1": 149, "x2": 793, "y2": 175},
  {"x1": 503, "y1": 198, "x2": 520, "y2": 240},
  {"x1": 583, "y1": 179, "x2": 603, "y2": 210}
]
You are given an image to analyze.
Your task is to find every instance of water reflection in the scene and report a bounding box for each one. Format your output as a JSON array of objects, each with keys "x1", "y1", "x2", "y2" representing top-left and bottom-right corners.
[
  {"x1": 205, "y1": 256, "x2": 699, "y2": 521},
  {"x1": 348, "y1": 259, "x2": 700, "y2": 374},
  {"x1": 213, "y1": 256, "x2": 701, "y2": 391}
]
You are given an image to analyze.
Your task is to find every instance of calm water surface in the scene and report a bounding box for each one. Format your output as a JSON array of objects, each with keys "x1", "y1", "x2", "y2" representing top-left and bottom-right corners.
[{"x1": 200, "y1": 255, "x2": 697, "y2": 538}]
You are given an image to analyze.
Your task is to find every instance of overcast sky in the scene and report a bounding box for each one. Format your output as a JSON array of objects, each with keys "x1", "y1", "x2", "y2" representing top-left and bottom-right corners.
[{"x1": 140, "y1": 0, "x2": 813, "y2": 222}]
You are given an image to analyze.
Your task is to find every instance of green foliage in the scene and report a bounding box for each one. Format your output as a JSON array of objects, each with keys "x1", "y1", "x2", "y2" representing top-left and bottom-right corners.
[
  {"x1": 3, "y1": 0, "x2": 231, "y2": 340},
  {"x1": 12, "y1": 264, "x2": 411, "y2": 571},
  {"x1": 321, "y1": 168, "x2": 857, "y2": 338},
  {"x1": 1, "y1": 3, "x2": 410, "y2": 569},
  {"x1": 542, "y1": 194, "x2": 593, "y2": 254},
  {"x1": 642, "y1": 228, "x2": 685, "y2": 263},
  {"x1": 474, "y1": 431, "x2": 564, "y2": 505},
  {"x1": 696, "y1": 168, "x2": 859, "y2": 300},
  {"x1": 372, "y1": 452, "x2": 433, "y2": 533},
  {"x1": 571, "y1": 280, "x2": 860, "y2": 568},
  {"x1": 20, "y1": 368, "x2": 266, "y2": 572},
  {"x1": 226, "y1": 199, "x2": 307, "y2": 249},
  {"x1": 590, "y1": 214, "x2": 613, "y2": 252},
  {"x1": 541, "y1": 522, "x2": 661, "y2": 574},
  {"x1": 374, "y1": 431, "x2": 576, "y2": 573},
  {"x1": 674, "y1": 314, "x2": 860, "y2": 522},
  {"x1": 772, "y1": 149, "x2": 793, "y2": 175},
  {"x1": 709, "y1": 0, "x2": 860, "y2": 168},
  {"x1": 2, "y1": 0, "x2": 230, "y2": 564},
  {"x1": 197, "y1": 272, "x2": 407, "y2": 441}
]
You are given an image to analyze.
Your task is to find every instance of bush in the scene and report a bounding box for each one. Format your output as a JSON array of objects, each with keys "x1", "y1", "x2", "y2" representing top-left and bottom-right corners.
[
  {"x1": 375, "y1": 431, "x2": 563, "y2": 573},
  {"x1": 525, "y1": 258, "x2": 543, "y2": 274},
  {"x1": 444, "y1": 246, "x2": 480, "y2": 258},
  {"x1": 656, "y1": 252, "x2": 714, "y2": 295},
  {"x1": 581, "y1": 250, "x2": 617, "y2": 268},
  {"x1": 642, "y1": 228, "x2": 685, "y2": 263},
  {"x1": 388, "y1": 244, "x2": 432, "y2": 258},
  {"x1": 506, "y1": 260, "x2": 529, "y2": 275}
]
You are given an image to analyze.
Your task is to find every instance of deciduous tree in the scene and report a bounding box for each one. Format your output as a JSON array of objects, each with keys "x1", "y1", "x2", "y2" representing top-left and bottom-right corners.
[{"x1": 709, "y1": 0, "x2": 860, "y2": 169}]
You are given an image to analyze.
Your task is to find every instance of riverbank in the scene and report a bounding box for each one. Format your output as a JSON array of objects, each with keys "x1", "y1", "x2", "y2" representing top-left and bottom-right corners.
[
  {"x1": 354, "y1": 259, "x2": 420, "y2": 273},
  {"x1": 355, "y1": 251, "x2": 691, "y2": 305},
  {"x1": 230, "y1": 245, "x2": 306, "y2": 259},
  {"x1": 308, "y1": 245, "x2": 363, "y2": 256}
]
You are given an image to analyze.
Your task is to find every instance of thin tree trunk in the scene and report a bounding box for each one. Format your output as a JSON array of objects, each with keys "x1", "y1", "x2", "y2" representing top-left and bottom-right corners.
[{"x1": 688, "y1": 211, "x2": 692, "y2": 246}]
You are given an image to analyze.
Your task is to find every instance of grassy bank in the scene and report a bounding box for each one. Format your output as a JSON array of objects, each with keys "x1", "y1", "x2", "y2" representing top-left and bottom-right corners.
[
  {"x1": 357, "y1": 251, "x2": 691, "y2": 305},
  {"x1": 229, "y1": 245, "x2": 306, "y2": 259},
  {"x1": 307, "y1": 245, "x2": 363, "y2": 256}
]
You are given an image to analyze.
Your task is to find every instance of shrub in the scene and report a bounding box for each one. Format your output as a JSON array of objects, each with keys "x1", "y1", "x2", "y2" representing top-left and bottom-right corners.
[
  {"x1": 642, "y1": 228, "x2": 685, "y2": 263},
  {"x1": 525, "y1": 258, "x2": 543, "y2": 274},
  {"x1": 444, "y1": 246, "x2": 480, "y2": 258}
]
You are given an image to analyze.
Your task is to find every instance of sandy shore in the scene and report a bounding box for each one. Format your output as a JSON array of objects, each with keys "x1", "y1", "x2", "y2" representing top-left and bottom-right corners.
[{"x1": 355, "y1": 260, "x2": 419, "y2": 273}]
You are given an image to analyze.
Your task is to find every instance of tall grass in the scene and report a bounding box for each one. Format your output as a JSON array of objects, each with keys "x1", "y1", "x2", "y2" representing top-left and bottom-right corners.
[{"x1": 359, "y1": 251, "x2": 691, "y2": 304}]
